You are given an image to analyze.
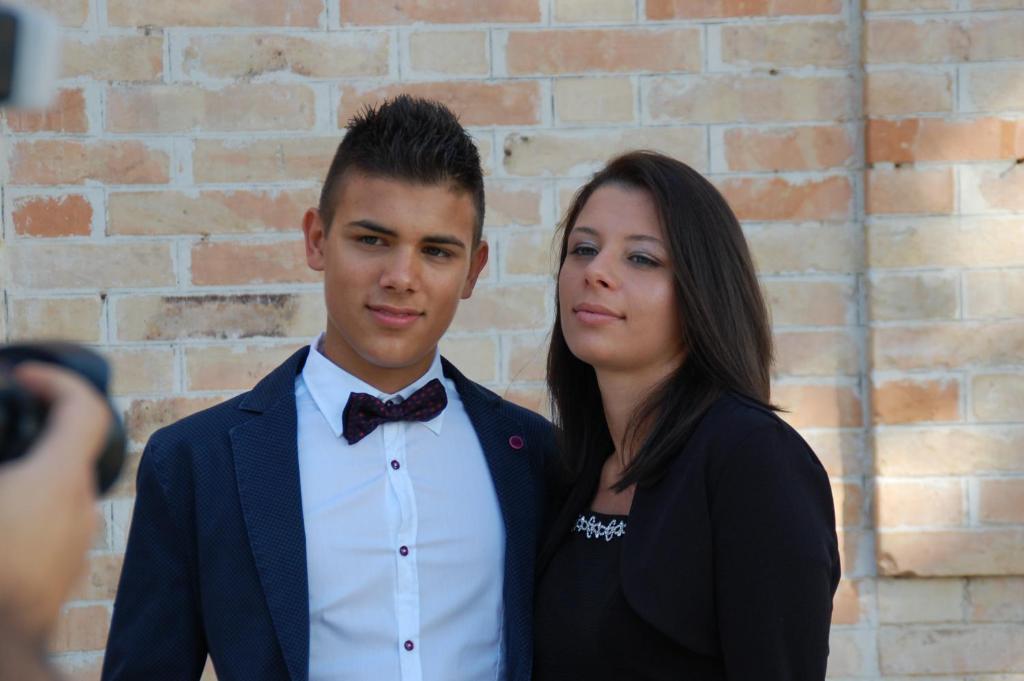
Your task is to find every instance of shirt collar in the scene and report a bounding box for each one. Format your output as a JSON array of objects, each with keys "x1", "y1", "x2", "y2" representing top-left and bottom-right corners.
[{"x1": 301, "y1": 333, "x2": 447, "y2": 439}]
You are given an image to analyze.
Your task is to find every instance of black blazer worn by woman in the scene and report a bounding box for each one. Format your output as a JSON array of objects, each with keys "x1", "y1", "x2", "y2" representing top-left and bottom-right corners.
[{"x1": 536, "y1": 392, "x2": 841, "y2": 681}]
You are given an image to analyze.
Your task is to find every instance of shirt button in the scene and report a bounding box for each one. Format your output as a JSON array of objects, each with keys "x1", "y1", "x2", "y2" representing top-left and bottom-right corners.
[
  {"x1": 399, "y1": 546, "x2": 409, "y2": 556},
  {"x1": 390, "y1": 460, "x2": 400, "y2": 470},
  {"x1": 404, "y1": 640, "x2": 415, "y2": 651}
]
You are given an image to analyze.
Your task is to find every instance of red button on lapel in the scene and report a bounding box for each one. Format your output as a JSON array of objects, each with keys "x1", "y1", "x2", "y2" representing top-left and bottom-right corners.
[{"x1": 509, "y1": 435, "x2": 524, "y2": 450}]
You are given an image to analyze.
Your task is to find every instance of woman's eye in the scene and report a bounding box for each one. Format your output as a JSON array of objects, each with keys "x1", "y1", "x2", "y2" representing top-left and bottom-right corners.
[
  {"x1": 629, "y1": 253, "x2": 659, "y2": 267},
  {"x1": 570, "y1": 244, "x2": 598, "y2": 257}
]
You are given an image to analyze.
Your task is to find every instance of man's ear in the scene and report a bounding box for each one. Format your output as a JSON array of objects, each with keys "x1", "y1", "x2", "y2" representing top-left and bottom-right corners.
[
  {"x1": 461, "y1": 240, "x2": 489, "y2": 299},
  {"x1": 303, "y1": 208, "x2": 327, "y2": 272}
]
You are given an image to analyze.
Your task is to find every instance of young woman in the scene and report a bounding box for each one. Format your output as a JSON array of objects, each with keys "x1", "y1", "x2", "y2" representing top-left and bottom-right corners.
[{"x1": 535, "y1": 151, "x2": 840, "y2": 680}]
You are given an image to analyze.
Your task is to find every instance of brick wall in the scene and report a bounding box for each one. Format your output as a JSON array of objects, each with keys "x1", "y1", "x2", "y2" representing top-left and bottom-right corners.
[{"x1": 1, "y1": 0, "x2": 1020, "y2": 678}]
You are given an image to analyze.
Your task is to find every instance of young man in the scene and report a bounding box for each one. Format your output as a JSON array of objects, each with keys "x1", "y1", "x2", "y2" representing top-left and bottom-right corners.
[{"x1": 102, "y1": 96, "x2": 555, "y2": 681}]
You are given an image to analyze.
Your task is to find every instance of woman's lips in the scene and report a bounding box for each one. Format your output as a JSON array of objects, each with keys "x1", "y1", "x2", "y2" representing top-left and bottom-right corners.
[
  {"x1": 367, "y1": 305, "x2": 422, "y2": 329},
  {"x1": 572, "y1": 303, "x2": 624, "y2": 326}
]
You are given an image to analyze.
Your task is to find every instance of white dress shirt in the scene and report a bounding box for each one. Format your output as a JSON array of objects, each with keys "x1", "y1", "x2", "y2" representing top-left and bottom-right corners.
[{"x1": 296, "y1": 335, "x2": 506, "y2": 681}]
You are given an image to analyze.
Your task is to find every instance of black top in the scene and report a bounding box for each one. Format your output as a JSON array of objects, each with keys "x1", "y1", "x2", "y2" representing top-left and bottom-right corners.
[{"x1": 535, "y1": 393, "x2": 840, "y2": 681}]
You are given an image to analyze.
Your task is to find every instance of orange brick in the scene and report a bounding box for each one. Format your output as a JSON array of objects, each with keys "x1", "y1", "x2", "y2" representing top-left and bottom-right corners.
[
  {"x1": 33, "y1": 0, "x2": 89, "y2": 26},
  {"x1": 763, "y1": 279, "x2": 855, "y2": 326},
  {"x1": 719, "y1": 21, "x2": 850, "y2": 68},
  {"x1": 868, "y1": 272, "x2": 959, "y2": 321},
  {"x1": 837, "y1": 529, "x2": 869, "y2": 578},
  {"x1": 185, "y1": 343, "x2": 305, "y2": 391},
  {"x1": 772, "y1": 383, "x2": 863, "y2": 428},
  {"x1": 115, "y1": 293, "x2": 323, "y2": 342},
  {"x1": 647, "y1": 0, "x2": 840, "y2": 19},
  {"x1": 506, "y1": 28, "x2": 701, "y2": 75},
  {"x1": 554, "y1": 77, "x2": 635, "y2": 124},
  {"x1": 484, "y1": 182, "x2": 543, "y2": 227},
  {"x1": 872, "y1": 378, "x2": 960, "y2": 425},
  {"x1": 978, "y1": 479, "x2": 1024, "y2": 524},
  {"x1": 193, "y1": 138, "x2": 336, "y2": 183},
  {"x1": 12, "y1": 195, "x2": 93, "y2": 237},
  {"x1": 746, "y1": 223, "x2": 862, "y2": 274},
  {"x1": 338, "y1": 82, "x2": 540, "y2": 127},
  {"x1": 505, "y1": 333, "x2": 548, "y2": 383},
  {"x1": 9, "y1": 242, "x2": 174, "y2": 290},
  {"x1": 719, "y1": 125, "x2": 853, "y2": 172},
  {"x1": 865, "y1": 18, "x2": 968, "y2": 64},
  {"x1": 872, "y1": 321, "x2": 1024, "y2": 371},
  {"x1": 962, "y1": 165, "x2": 1024, "y2": 213},
  {"x1": 969, "y1": 577, "x2": 1024, "y2": 622},
  {"x1": 774, "y1": 330, "x2": 860, "y2": 377},
  {"x1": 965, "y1": 270, "x2": 1024, "y2": 320},
  {"x1": 868, "y1": 118, "x2": 1024, "y2": 164},
  {"x1": 340, "y1": 0, "x2": 539, "y2": 24},
  {"x1": 503, "y1": 128, "x2": 706, "y2": 176},
  {"x1": 866, "y1": 167, "x2": 954, "y2": 215},
  {"x1": 450, "y1": 285, "x2": 548, "y2": 332},
  {"x1": 49, "y1": 605, "x2": 109, "y2": 653},
  {"x1": 647, "y1": 74, "x2": 853, "y2": 124},
  {"x1": 831, "y1": 579, "x2": 861, "y2": 625},
  {"x1": 68, "y1": 553, "x2": 124, "y2": 601},
  {"x1": 972, "y1": 374, "x2": 1024, "y2": 422},
  {"x1": 554, "y1": 0, "x2": 635, "y2": 22},
  {"x1": 964, "y1": 65, "x2": 1024, "y2": 113},
  {"x1": 62, "y1": 34, "x2": 164, "y2": 81},
  {"x1": 866, "y1": 0, "x2": 954, "y2": 8},
  {"x1": 878, "y1": 623, "x2": 1024, "y2": 675},
  {"x1": 106, "y1": 347, "x2": 176, "y2": 396},
  {"x1": 971, "y1": 0, "x2": 1024, "y2": 6},
  {"x1": 867, "y1": 217, "x2": 1024, "y2": 269},
  {"x1": 878, "y1": 529, "x2": 1024, "y2": 576},
  {"x1": 717, "y1": 176, "x2": 852, "y2": 222},
  {"x1": 876, "y1": 425, "x2": 1024, "y2": 476},
  {"x1": 832, "y1": 481, "x2": 865, "y2": 528},
  {"x1": 804, "y1": 430, "x2": 867, "y2": 479},
  {"x1": 827, "y1": 629, "x2": 872, "y2": 677},
  {"x1": 865, "y1": 70, "x2": 953, "y2": 116},
  {"x1": 108, "y1": 84, "x2": 315, "y2": 133},
  {"x1": 407, "y1": 31, "x2": 489, "y2": 77},
  {"x1": 878, "y1": 578, "x2": 965, "y2": 623},
  {"x1": 966, "y1": 16, "x2": 1024, "y2": 60},
  {"x1": 5, "y1": 89, "x2": 88, "y2": 133},
  {"x1": 183, "y1": 33, "x2": 389, "y2": 79},
  {"x1": 8, "y1": 297, "x2": 103, "y2": 343},
  {"x1": 503, "y1": 230, "x2": 558, "y2": 277},
  {"x1": 9, "y1": 140, "x2": 169, "y2": 186},
  {"x1": 108, "y1": 0, "x2": 323, "y2": 27},
  {"x1": 191, "y1": 240, "x2": 321, "y2": 286},
  {"x1": 438, "y1": 336, "x2": 499, "y2": 384},
  {"x1": 124, "y1": 396, "x2": 225, "y2": 444},
  {"x1": 108, "y1": 188, "x2": 316, "y2": 236}
]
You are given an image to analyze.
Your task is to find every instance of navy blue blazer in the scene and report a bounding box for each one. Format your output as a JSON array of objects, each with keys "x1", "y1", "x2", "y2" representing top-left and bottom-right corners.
[{"x1": 102, "y1": 347, "x2": 555, "y2": 681}]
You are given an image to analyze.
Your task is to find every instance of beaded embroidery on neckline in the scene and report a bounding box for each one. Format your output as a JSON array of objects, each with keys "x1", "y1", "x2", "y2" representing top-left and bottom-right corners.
[{"x1": 573, "y1": 513, "x2": 627, "y2": 541}]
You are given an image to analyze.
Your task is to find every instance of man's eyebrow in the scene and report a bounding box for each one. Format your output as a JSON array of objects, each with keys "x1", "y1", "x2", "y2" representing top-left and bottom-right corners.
[
  {"x1": 346, "y1": 219, "x2": 397, "y2": 237},
  {"x1": 572, "y1": 225, "x2": 664, "y2": 245},
  {"x1": 346, "y1": 219, "x2": 466, "y2": 250}
]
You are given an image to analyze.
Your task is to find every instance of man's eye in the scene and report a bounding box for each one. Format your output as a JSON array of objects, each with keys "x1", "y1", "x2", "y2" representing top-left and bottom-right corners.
[
  {"x1": 357, "y1": 235, "x2": 383, "y2": 246},
  {"x1": 424, "y1": 246, "x2": 453, "y2": 258}
]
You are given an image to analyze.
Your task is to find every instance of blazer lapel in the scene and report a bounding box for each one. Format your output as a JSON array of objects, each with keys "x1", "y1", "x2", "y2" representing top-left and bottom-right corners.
[
  {"x1": 231, "y1": 348, "x2": 310, "y2": 681},
  {"x1": 442, "y1": 358, "x2": 539, "y2": 681}
]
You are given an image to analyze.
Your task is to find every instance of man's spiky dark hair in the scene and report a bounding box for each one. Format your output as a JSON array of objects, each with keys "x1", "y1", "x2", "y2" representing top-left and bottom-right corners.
[{"x1": 318, "y1": 95, "x2": 485, "y2": 242}]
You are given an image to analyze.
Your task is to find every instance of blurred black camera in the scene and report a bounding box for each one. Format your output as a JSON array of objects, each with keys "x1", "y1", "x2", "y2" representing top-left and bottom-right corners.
[
  {"x1": 0, "y1": 3, "x2": 60, "y2": 109},
  {"x1": 0, "y1": 344, "x2": 126, "y2": 494}
]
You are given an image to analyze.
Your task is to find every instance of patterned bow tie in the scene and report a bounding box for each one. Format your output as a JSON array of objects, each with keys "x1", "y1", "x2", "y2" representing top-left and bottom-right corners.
[{"x1": 341, "y1": 378, "x2": 448, "y2": 445}]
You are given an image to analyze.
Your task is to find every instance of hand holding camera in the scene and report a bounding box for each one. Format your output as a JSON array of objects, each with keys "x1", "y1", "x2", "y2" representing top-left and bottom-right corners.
[{"x1": 0, "y1": 360, "x2": 114, "y2": 644}]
